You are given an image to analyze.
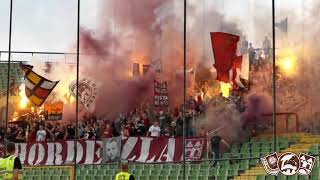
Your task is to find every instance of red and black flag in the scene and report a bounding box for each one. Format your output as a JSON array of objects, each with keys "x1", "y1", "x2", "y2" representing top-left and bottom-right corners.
[{"x1": 21, "y1": 64, "x2": 59, "y2": 106}]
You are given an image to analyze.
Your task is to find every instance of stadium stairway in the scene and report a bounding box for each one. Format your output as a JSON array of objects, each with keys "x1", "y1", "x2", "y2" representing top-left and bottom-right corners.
[{"x1": 231, "y1": 134, "x2": 320, "y2": 180}]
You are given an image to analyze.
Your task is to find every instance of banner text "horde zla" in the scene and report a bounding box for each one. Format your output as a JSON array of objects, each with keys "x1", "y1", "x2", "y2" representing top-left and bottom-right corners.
[{"x1": 0, "y1": 136, "x2": 206, "y2": 165}]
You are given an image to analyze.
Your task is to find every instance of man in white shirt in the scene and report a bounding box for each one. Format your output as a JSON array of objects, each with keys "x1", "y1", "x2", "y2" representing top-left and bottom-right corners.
[
  {"x1": 148, "y1": 121, "x2": 161, "y2": 137},
  {"x1": 36, "y1": 124, "x2": 47, "y2": 142}
]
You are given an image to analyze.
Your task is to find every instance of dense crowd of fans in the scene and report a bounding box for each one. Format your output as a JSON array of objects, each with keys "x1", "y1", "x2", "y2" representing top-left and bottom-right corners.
[{"x1": 5, "y1": 98, "x2": 207, "y2": 143}]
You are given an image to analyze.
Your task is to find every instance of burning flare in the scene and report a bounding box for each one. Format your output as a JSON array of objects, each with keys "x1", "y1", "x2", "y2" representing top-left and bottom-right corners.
[
  {"x1": 19, "y1": 85, "x2": 29, "y2": 109},
  {"x1": 279, "y1": 55, "x2": 297, "y2": 76},
  {"x1": 277, "y1": 48, "x2": 298, "y2": 77},
  {"x1": 219, "y1": 81, "x2": 231, "y2": 98}
]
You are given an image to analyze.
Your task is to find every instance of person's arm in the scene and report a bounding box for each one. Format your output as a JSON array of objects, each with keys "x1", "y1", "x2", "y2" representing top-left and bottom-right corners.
[{"x1": 64, "y1": 130, "x2": 68, "y2": 139}]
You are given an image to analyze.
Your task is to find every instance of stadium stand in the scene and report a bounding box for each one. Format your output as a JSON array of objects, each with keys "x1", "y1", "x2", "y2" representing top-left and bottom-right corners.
[
  {"x1": 18, "y1": 134, "x2": 320, "y2": 180},
  {"x1": 22, "y1": 166, "x2": 73, "y2": 180}
]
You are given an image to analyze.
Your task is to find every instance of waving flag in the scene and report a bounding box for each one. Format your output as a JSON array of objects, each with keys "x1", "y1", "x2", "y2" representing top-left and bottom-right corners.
[
  {"x1": 69, "y1": 78, "x2": 98, "y2": 113},
  {"x1": 21, "y1": 64, "x2": 59, "y2": 106},
  {"x1": 210, "y1": 32, "x2": 242, "y2": 83}
]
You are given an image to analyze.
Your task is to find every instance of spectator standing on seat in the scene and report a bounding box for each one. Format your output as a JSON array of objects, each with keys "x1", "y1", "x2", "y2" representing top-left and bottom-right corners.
[
  {"x1": 262, "y1": 36, "x2": 271, "y2": 60},
  {"x1": 210, "y1": 132, "x2": 230, "y2": 166},
  {"x1": 0, "y1": 142, "x2": 22, "y2": 180},
  {"x1": 36, "y1": 124, "x2": 46, "y2": 142},
  {"x1": 115, "y1": 161, "x2": 135, "y2": 180},
  {"x1": 28, "y1": 126, "x2": 37, "y2": 143},
  {"x1": 147, "y1": 121, "x2": 161, "y2": 137}
]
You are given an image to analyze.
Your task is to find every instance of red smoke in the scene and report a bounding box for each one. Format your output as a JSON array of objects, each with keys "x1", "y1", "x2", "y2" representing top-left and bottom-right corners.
[{"x1": 75, "y1": 0, "x2": 189, "y2": 118}]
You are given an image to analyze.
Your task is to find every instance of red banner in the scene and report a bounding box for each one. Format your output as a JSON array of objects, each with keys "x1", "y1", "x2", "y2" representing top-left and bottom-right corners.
[
  {"x1": 0, "y1": 137, "x2": 206, "y2": 165},
  {"x1": 122, "y1": 136, "x2": 207, "y2": 163}
]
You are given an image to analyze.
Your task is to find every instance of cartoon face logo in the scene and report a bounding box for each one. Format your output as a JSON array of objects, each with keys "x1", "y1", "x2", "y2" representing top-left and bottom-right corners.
[
  {"x1": 298, "y1": 153, "x2": 316, "y2": 175},
  {"x1": 261, "y1": 152, "x2": 279, "y2": 176},
  {"x1": 278, "y1": 152, "x2": 300, "y2": 176},
  {"x1": 105, "y1": 140, "x2": 119, "y2": 161},
  {"x1": 268, "y1": 156, "x2": 277, "y2": 165}
]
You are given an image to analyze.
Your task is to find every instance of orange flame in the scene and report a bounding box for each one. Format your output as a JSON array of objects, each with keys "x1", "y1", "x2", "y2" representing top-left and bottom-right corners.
[
  {"x1": 19, "y1": 85, "x2": 29, "y2": 109},
  {"x1": 219, "y1": 82, "x2": 231, "y2": 98}
]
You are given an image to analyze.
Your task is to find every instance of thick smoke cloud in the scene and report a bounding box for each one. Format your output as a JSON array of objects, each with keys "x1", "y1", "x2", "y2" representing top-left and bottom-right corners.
[
  {"x1": 38, "y1": 0, "x2": 320, "y2": 136},
  {"x1": 70, "y1": 0, "x2": 248, "y2": 138}
]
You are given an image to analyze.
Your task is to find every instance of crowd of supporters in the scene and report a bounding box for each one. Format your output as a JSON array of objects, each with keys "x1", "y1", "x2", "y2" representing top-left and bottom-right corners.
[{"x1": 4, "y1": 97, "x2": 207, "y2": 143}]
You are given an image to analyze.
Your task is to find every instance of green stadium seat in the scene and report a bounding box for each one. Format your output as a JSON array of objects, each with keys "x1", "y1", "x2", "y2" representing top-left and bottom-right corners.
[
  {"x1": 24, "y1": 171, "x2": 35, "y2": 176},
  {"x1": 200, "y1": 163, "x2": 210, "y2": 170},
  {"x1": 133, "y1": 169, "x2": 143, "y2": 176},
  {"x1": 277, "y1": 174, "x2": 287, "y2": 180},
  {"x1": 287, "y1": 174, "x2": 298, "y2": 180},
  {"x1": 189, "y1": 170, "x2": 199, "y2": 177},
  {"x1": 199, "y1": 169, "x2": 209, "y2": 176},
  {"x1": 33, "y1": 176, "x2": 42, "y2": 180},
  {"x1": 110, "y1": 164, "x2": 118, "y2": 170},
  {"x1": 94, "y1": 176, "x2": 105, "y2": 180},
  {"x1": 228, "y1": 169, "x2": 238, "y2": 176},
  {"x1": 163, "y1": 164, "x2": 172, "y2": 170},
  {"x1": 150, "y1": 175, "x2": 161, "y2": 180},
  {"x1": 209, "y1": 168, "x2": 218, "y2": 176},
  {"x1": 169, "y1": 169, "x2": 180, "y2": 176},
  {"x1": 23, "y1": 177, "x2": 33, "y2": 180},
  {"x1": 217, "y1": 169, "x2": 228, "y2": 177},
  {"x1": 241, "y1": 153, "x2": 251, "y2": 158},
  {"x1": 241, "y1": 149, "x2": 250, "y2": 155},
  {"x1": 266, "y1": 175, "x2": 275, "y2": 180},
  {"x1": 191, "y1": 164, "x2": 201, "y2": 169},
  {"x1": 296, "y1": 175, "x2": 308, "y2": 180},
  {"x1": 168, "y1": 176, "x2": 178, "y2": 180},
  {"x1": 187, "y1": 176, "x2": 197, "y2": 180},
  {"x1": 217, "y1": 175, "x2": 227, "y2": 180},
  {"x1": 239, "y1": 160, "x2": 249, "y2": 170},
  {"x1": 152, "y1": 169, "x2": 162, "y2": 176},
  {"x1": 198, "y1": 175, "x2": 209, "y2": 180},
  {"x1": 256, "y1": 175, "x2": 266, "y2": 180},
  {"x1": 230, "y1": 164, "x2": 239, "y2": 170},
  {"x1": 161, "y1": 168, "x2": 171, "y2": 175},
  {"x1": 250, "y1": 159, "x2": 259, "y2": 166},
  {"x1": 140, "y1": 175, "x2": 150, "y2": 180}
]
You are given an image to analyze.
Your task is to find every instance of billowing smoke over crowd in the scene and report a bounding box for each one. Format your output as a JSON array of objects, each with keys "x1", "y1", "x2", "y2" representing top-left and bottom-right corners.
[
  {"x1": 26, "y1": 0, "x2": 271, "y2": 140},
  {"x1": 75, "y1": 0, "x2": 245, "y2": 118},
  {"x1": 24, "y1": 0, "x2": 320, "y2": 140}
]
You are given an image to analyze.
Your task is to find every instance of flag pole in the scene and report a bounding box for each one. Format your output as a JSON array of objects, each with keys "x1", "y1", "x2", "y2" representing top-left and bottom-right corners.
[
  {"x1": 5, "y1": 0, "x2": 13, "y2": 144},
  {"x1": 183, "y1": 0, "x2": 187, "y2": 179},
  {"x1": 272, "y1": 0, "x2": 277, "y2": 152},
  {"x1": 74, "y1": 0, "x2": 80, "y2": 179}
]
